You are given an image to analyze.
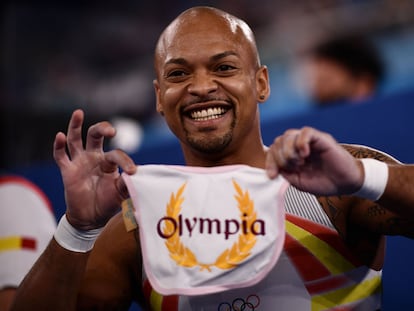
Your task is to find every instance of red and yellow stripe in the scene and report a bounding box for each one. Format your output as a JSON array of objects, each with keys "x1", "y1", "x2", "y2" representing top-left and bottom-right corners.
[
  {"x1": 311, "y1": 276, "x2": 381, "y2": 311},
  {"x1": 285, "y1": 214, "x2": 381, "y2": 310},
  {"x1": 0, "y1": 236, "x2": 37, "y2": 253},
  {"x1": 143, "y1": 279, "x2": 178, "y2": 311}
]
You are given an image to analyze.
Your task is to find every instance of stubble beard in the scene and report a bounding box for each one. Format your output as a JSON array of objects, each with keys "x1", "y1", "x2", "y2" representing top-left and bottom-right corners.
[{"x1": 185, "y1": 119, "x2": 236, "y2": 155}]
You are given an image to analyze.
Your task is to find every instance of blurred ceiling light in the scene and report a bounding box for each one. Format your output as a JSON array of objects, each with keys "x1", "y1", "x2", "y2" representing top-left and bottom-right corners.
[{"x1": 109, "y1": 117, "x2": 143, "y2": 154}]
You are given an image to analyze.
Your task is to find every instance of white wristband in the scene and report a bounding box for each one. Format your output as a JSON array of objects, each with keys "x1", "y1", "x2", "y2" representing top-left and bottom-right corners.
[
  {"x1": 353, "y1": 158, "x2": 389, "y2": 201},
  {"x1": 54, "y1": 215, "x2": 103, "y2": 253}
]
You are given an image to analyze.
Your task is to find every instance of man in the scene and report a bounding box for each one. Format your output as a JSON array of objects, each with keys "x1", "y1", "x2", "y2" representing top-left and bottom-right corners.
[
  {"x1": 11, "y1": 6, "x2": 414, "y2": 311},
  {"x1": 303, "y1": 34, "x2": 385, "y2": 106},
  {"x1": 0, "y1": 175, "x2": 56, "y2": 311}
]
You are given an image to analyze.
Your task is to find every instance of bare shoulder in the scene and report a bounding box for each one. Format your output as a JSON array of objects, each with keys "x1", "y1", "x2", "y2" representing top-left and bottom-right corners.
[
  {"x1": 77, "y1": 212, "x2": 143, "y2": 310},
  {"x1": 340, "y1": 143, "x2": 400, "y2": 163},
  {"x1": 316, "y1": 143, "x2": 400, "y2": 270}
]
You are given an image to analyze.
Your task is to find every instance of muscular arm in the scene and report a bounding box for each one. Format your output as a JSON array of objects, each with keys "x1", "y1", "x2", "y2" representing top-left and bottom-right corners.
[
  {"x1": 318, "y1": 144, "x2": 414, "y2": 269},
  {"x1": 10, "y1": 239, "x2": 90, "y2": 311},
  {"x1": 318, "y1": 194, "x2": 386, "y2": 270},
  {"x1": 379, "y1": 164, "x2": 414, "y2": 220},
  {"x1": 0, "y1": 288, "x2": 17, "y2": 311},
  {"x1": 343, "y1": 144, "x2": 414, "y2": 237},
  {"x1": 77, "y1": 213, "x2": 143, "y2": 310},
  {"x1": 11, "y1": 213, "x2": 143, "y2": 311}
]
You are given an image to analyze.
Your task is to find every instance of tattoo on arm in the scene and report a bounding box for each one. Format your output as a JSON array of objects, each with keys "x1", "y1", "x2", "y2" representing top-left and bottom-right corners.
[
  {"x1": 321, "y1": 197, "x2": 340, "y2": 220},
  {"x1": 362, "y1": 203, "x2": 414, "y2": 237},
  {"x1": 380, "y1": 215, "x2": 414, "y2": 237},
  {"x1": 342, "y1": 145, "x2": 414, "y2": 236},
  {"x1": 317, "y1": 196, "x2": 347, "y2": 239},
  {"x1": 341, "y1": 144, "x2": 397, "y2": 163},
  {"x1": 367, "y1": 204, "x2": 387, "y2": 217}
]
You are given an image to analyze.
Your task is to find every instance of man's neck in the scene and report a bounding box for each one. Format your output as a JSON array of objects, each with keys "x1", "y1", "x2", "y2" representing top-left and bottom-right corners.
[{"x1": 182, "y1": 144, "x2": 268, "y2": 169}]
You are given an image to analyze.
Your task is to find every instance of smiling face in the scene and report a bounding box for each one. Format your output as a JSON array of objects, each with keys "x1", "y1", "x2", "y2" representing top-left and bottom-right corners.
[{"x1": 154, "y1": 7, "x2": 270, "y2": 166}]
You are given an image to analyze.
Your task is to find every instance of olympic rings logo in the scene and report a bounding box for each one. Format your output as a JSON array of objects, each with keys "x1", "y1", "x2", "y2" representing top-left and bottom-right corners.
[{"x1": 217, "y1": 294, "x2": 260, "y2": 311}]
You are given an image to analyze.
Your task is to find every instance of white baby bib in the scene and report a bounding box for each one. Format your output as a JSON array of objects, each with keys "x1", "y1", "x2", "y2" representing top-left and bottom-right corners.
[{"x1": 122, "y1": 164, "x2": 288, "y2": 296}]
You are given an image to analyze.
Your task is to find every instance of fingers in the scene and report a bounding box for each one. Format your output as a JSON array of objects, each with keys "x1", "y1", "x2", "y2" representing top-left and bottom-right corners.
[
  {"x1": 66, "y1": 109, "x2": 85, "y2": 159},
  {"x1": 116, "y1": 176, "x2": 130, "y2": 201},
  {"x1": 53, "y1": 132, "x2": 70, "y2": 168},
  {"x1": 272, "y1": 130, "x2": 305, "y2": 167},
  {"x1": 85, "y1": 121, "x2": 116, "y2": 152},
  {"x1": 292, "y1": 128, "x2": 312, "y2": 158},
  {"x1": 64, "y1": 109, "x2": 119, "y2": 157},
  {"x1": 265, "y1": 127, "x2": 316, "y2": 178},
  {"x1": 103, "y1": 149, "x2": 137, "y2": 200},
  {"x1": 103, "y1": 149, "x2": 137, "y2": 175}
]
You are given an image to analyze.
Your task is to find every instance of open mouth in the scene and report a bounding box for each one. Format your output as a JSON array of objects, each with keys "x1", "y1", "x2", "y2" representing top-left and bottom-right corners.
[{"x1": 189, "y1": 107, "x2": 229, "y2": 121}]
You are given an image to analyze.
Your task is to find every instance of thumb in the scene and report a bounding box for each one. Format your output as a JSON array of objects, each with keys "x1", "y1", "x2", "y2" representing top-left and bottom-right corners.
[{"x1": 116, "y1": 175, "x2": 130, "y2": 201}]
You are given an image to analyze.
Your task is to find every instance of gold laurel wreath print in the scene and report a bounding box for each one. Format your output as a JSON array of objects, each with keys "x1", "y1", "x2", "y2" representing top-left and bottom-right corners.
[{"x1": 163, "y1": 180, "x2": 257, "y2": 272}]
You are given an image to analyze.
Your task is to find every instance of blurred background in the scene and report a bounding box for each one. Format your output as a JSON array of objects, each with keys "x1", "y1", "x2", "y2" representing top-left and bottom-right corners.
[
  {"x1": 2, "y1": 0, "x2": 414, "y2": 169},
  {"x1": 2, "y1": 1, "x2": 414, "y2": 310}
]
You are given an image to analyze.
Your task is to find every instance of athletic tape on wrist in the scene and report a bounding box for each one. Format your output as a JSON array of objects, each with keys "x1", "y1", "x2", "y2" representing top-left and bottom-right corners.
[
  {"x1": 353, "y1": 158, "x2": 389, "y2": 201},
  {"x1": 54, "y1": 215, "x2": 103, "y2": 253}
]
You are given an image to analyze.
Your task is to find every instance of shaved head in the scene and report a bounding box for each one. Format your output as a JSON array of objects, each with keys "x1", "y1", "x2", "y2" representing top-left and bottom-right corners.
[{"x1": 154, "y1": 6, "x2": 260, "y2": 77}]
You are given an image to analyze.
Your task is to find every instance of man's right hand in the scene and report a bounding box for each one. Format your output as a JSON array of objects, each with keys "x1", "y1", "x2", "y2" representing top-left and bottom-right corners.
[{"x1": 53, "y1": 109, "x2": 137, "y2": 230}]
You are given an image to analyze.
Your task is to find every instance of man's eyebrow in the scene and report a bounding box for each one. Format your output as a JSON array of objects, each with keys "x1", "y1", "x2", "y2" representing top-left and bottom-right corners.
[
  {"x1": 164, "y1": 51, "x2": 239, "y2": 66},
  {"x1": 165, "y1": 58, "x2": 188, "y2": 66},
  {"x1": 211, "y1": 51, "x2": 239, "y2": 62}
]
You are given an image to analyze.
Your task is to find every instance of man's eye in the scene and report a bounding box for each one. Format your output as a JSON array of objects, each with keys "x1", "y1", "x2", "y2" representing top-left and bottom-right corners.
[
  {"x1": 217, "y1": 64, "x2": 235, "y2": 72},
  {"x1": 166, "y1": 70, "x2": 186, "y2": 78}
]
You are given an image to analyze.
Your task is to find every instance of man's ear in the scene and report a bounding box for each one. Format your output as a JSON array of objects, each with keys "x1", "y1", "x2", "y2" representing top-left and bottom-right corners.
[
  {"x1": 153, "y1": 79, "x2": 164, "y2": 116},
  {"x1": 256, "y1": 65, "x2": 270, "y2": 103}
]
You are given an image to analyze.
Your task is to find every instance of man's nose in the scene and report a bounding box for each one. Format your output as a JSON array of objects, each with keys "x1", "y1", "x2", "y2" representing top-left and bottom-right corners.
[{"x1": 187, "y1": 71, "x2": 218, "y2": 96}]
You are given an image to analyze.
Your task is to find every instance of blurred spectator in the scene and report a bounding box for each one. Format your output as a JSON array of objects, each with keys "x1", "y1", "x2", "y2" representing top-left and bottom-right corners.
[
  {"x1": 302, "y1": 33, "x2": 385, "y2": 107},
  {"x1": 0, "y1": 175, "x2": 56, "y2": 311}
]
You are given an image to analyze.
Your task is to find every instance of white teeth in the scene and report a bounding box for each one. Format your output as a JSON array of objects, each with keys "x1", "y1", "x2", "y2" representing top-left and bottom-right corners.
[{"x1": 190, "y1": 107, "x2": 226, "y2": 121}]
